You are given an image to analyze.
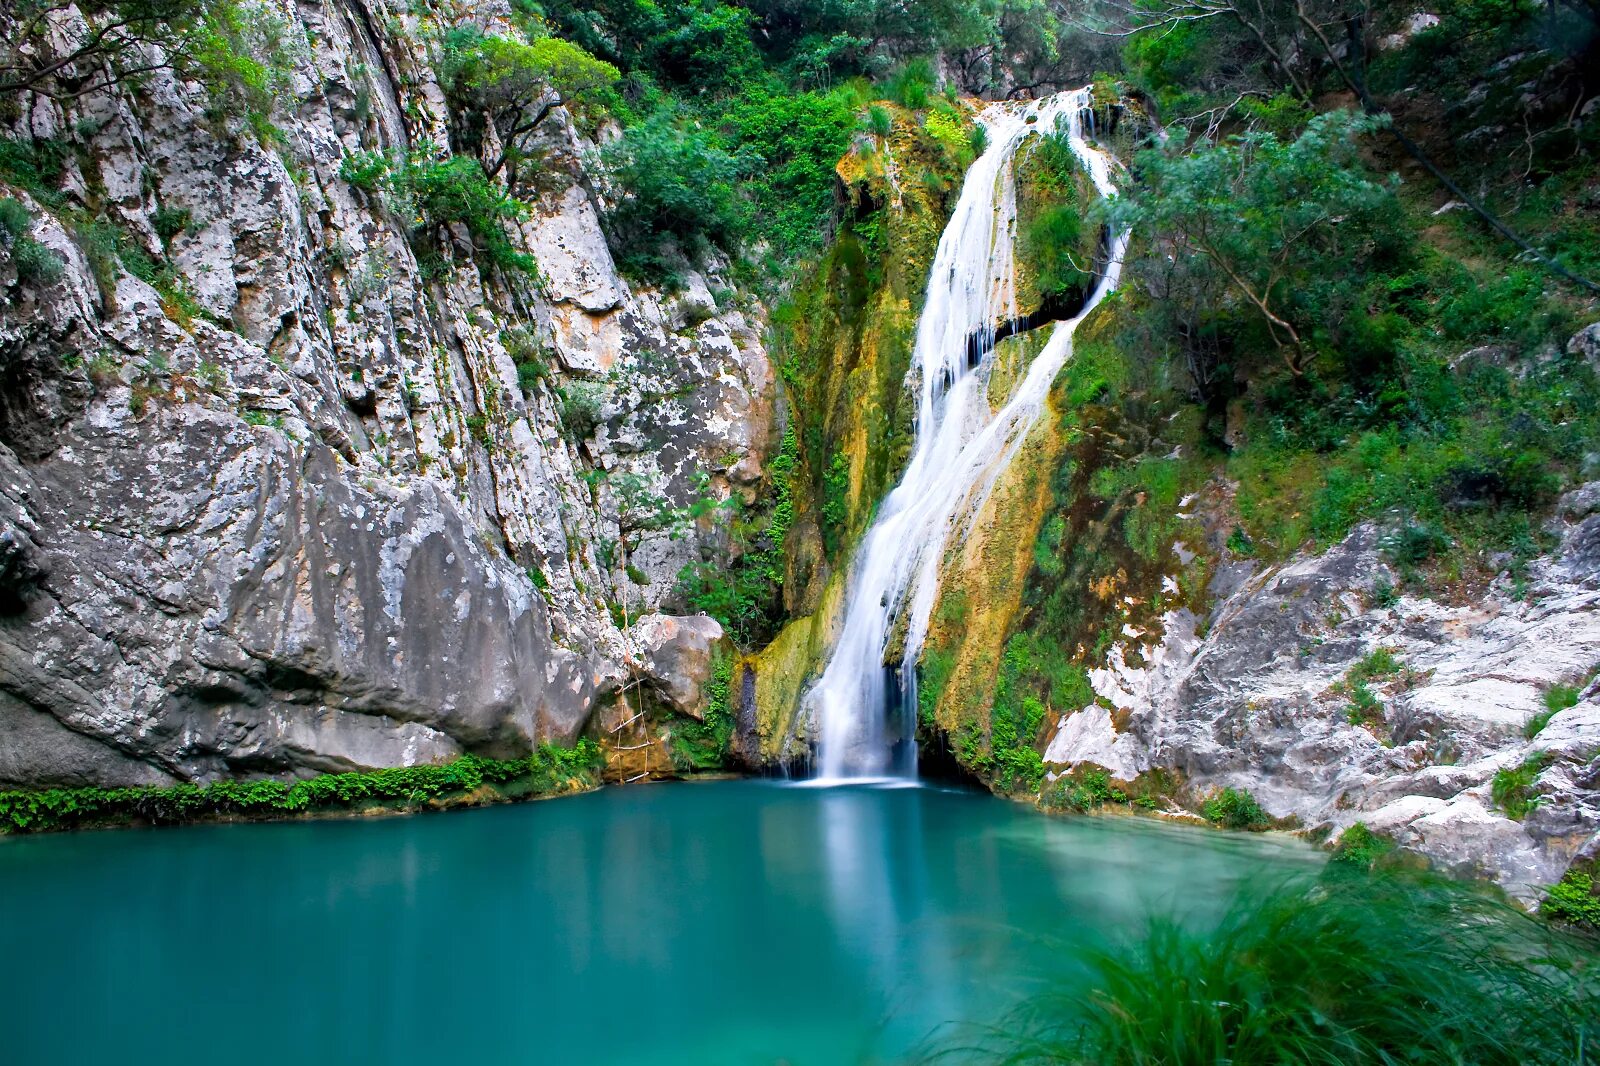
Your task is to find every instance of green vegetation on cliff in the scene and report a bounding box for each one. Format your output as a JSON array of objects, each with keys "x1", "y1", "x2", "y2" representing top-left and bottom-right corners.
[{"x1": 0, "y1": 744, "x2": 603, "y2": 835}]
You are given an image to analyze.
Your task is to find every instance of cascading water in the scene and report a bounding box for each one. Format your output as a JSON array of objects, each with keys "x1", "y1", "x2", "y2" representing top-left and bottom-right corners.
[{"x1": 806, "y1": 88, "x2": 1131, "y2": 782}]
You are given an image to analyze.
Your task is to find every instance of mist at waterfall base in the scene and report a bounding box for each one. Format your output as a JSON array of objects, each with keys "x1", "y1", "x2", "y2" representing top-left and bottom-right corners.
[
  {"x1": 0, "y1": 781, "x2": 1318, "y2": 1065},
  {"x1": 806, "y1": 89, "x2": 1128, "y2": 782}
]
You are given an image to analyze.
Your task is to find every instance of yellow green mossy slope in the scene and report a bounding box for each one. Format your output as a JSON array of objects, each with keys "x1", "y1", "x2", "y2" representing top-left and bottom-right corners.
[
  {"x1": 917, "y1": 339, "x2": 1065, "y2": 793},
  {"x1": 920, "y1": 277, "x2": 1224, "y2": 795},
  {"x1": 750, "y1": 98, "x2": 981, "y2": 755}
]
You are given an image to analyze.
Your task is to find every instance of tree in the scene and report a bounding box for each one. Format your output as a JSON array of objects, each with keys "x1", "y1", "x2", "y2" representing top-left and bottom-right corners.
[
  {"x1": 442, "y1": 28, "x2": 618, "y2": 190},
  {"x1": 599, "y1": 110, "x2": 750, "y2": 278},
  {"x1": 1107, "y1": 110, "x2": 1400, "y2": 375},
  {"x1": 1089, "y1": 0, "x2": 1600, "y2": 294},
  {"x1": 0, "y1": 0, "x2": 288, "y2": 132}
]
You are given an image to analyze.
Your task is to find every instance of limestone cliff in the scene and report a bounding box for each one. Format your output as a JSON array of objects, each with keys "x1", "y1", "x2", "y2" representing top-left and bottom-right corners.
[{"x1": 0, "y1": 0, "x2": 774, "y2": 787}]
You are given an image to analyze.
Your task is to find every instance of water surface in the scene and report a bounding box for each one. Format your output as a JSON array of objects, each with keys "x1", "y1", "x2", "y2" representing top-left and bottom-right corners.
[{"x1": 1, "y1": 780, "x2": 1318, "y2": 1064}]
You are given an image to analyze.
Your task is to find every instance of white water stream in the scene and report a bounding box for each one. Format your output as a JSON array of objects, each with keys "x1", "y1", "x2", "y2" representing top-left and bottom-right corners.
[{"x1": 807, "y1": 88, "x2": 1130, "y2": 781}]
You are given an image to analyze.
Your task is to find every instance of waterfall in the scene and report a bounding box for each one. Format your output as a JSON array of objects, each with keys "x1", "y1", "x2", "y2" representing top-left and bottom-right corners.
[{"x1": 805, "y1": 88, "x2": 1131, "y2": 782}]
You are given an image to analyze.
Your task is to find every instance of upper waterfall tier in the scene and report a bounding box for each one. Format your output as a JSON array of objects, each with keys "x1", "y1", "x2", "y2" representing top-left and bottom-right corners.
[{"x1": 806, "y1": 88, "x2": 1131, "y2": 782}]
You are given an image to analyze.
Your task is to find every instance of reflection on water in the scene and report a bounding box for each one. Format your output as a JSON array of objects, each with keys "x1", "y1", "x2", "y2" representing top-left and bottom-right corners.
[{"x1": 0, "y1": 781, "x2": 1319, "y2": 1065}]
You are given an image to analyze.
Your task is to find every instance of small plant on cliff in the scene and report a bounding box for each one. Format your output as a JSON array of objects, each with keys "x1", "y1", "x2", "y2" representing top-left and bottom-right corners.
[
  {"x1": 0, "y1": 198, "x2": 63, "y2": 286},
  {"x1": 1344, "y1": 681, "x2": 1383, "y2": 729},
  {"x1": 338, "y1": 152, "x2": 537, "y2": 278},
  {"x1": 557, "y1": 381, "x2": 606, "y2": 444},
  {"x1": 1329, "y1": 821, "x2": 1396, "y2": 870},
  {"x1": 1492, "y1": 752, "x2": 1552, "y2": 820},
  {"x1": 1350, "y1": 646, "x2": 1402, "y2": 682},
  {"x1": 1042, "y1": 766, "x2": 1127, "y2": 813},
  {"x1": 1201, "y1": 786, "x2": 1271, "y2": 830},
  {"x1": 1526, "y1": 682, "x2": 1582, "y2": 738}
]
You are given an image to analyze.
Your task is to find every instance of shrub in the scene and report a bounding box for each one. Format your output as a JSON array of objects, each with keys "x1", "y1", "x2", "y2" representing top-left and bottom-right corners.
[
  {"x1": 1350, "y1": 646, "x2": 1401, "y2": 682},
  {"x1": 558, "y1": 381, "x2": 606, "y2": 443},
  {"x1": 1042, "y1": 766, "x2": 1127, "y2": 813},
  {"x1": 1542, "y1": 868, "x2": 1600, "y2": 929},
  {"x1": 977, "y1": 872, "x2": 1600, "y2": 1064},
  {"x1": 1201, "y1": 786, "x2": 1271, "y2": 829},
  {"x1": 152, "y1": 206, "x2": 193, "y2": 244},
  {"x1": 1344, "y1": 681, "x2": 1383, "y2": 728},
  {"x1": 441, "y1": 28, "x2": 619, "y2": 183},
  {"x1": 720, "y1": 87, "x2": 856, "y2": 260}
]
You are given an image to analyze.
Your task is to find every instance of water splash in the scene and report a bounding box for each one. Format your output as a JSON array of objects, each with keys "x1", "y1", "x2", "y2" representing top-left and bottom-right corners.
[{"x1": 806, "y1": 88, "x2": 1130, "y2": 782}]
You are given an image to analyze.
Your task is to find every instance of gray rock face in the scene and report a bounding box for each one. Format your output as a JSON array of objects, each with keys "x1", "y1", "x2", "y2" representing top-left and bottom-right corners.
[
  {"x1": 629, "y1": 613, "x2": 725, "y2": 719},
  {"x1": 0, "y1": 0, "x2": 773, "y2": 785},
  {"x1": 1044, "y1": 488, "x2": 1600, "y2": 899}
]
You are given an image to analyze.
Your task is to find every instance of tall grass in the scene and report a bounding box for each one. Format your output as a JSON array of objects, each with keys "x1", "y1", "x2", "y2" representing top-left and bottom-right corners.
[{"x1": 965, "y1": 871, "x2": 1597, "y2": 1065}]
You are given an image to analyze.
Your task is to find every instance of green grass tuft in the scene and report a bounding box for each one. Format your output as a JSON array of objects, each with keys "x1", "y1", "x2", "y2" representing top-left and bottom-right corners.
[
  {"x1": 970, "y1": 872, "x2": 1599, "y2": 1065},
  {"x1": 1491, "y1": 752, "x2": 1552, "y2": 820}
]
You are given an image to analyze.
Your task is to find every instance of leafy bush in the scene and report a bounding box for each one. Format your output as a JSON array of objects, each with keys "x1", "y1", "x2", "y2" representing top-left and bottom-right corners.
[
  {"x1": 1108, "y1": 110, "x2": 1402, "y2": 376},
  {"x1": 1542, "y1": 868, "x2": 1600, "y2": 929},
  {"x1": 1201, "y1": 786, "x2": 1271, "y2": 829},
  {"x1": 558, "y1": 381, "x2": 607, "y2": 443},
  {"x1": 719, "y1": 87, "x2": 856, "y2": 260},
  {"x1": 1350, "y1": 646, "x2": 1401, "y2": 682},
  {"x1": 441, "y1": 27, "x2": 619, "y2": 185},
  {"x1": 979, "y1": 872, "x2": 1600, "y2": 1064}
]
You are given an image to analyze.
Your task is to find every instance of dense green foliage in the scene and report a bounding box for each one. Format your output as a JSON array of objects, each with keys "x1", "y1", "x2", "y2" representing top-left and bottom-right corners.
[
  {"x1": 1111, "y1": 111, "x2": 1403, "y2": 375},
  {"x1": 1200, "y1": 786, "x2": 1272, "y2": 829},
  {"x1": 1542, "y1": 867, "x2": 1600, "y2": 930},
  {"x1": 0, "y1": 744, "x2": 603, "y2": 834},
  {"x1": 979, "y1": 871, "x2": 1599, "y2": 1064}
]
